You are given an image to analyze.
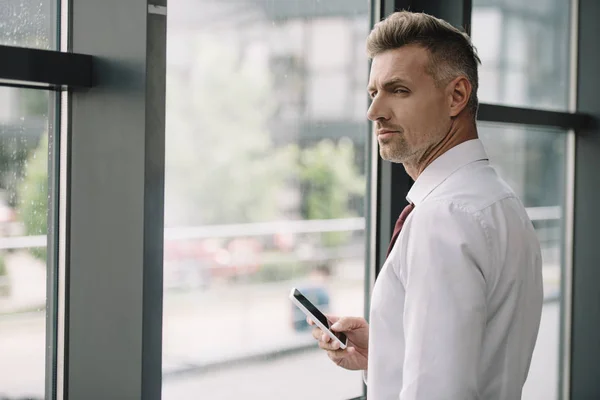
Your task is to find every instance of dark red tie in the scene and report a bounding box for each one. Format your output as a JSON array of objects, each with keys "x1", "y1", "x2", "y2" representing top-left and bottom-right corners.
[{"x1": 385, "y1": 203, "x2": 415, "y2": 258}]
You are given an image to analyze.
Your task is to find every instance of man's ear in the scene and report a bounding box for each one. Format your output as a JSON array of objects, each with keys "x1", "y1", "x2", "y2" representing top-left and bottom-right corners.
[{"x1": 448, "y1": 76, "x2": 472, "y2": 118}]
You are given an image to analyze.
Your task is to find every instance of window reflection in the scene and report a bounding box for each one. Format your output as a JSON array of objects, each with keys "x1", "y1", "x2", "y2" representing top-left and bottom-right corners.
[
  {"x1": 472, "y1": 0, "x2": 571, "y2": 110},
  {"x1": 0, "y1": 87, "x2": 49, "y2": 399},
  {"x1": 163, "y1": 0, "x2": 369, "y2": 398}
]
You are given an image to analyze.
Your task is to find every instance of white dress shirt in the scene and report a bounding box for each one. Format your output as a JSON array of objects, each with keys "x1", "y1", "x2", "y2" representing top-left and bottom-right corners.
[{"x1": 367, "y1": 139, "x2": 543, "y2": 400}]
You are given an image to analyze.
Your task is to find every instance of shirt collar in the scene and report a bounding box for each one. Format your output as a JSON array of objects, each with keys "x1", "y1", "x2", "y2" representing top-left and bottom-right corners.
[{"x1": 406, "y1": 139, "x2": 489, "y2": 206}]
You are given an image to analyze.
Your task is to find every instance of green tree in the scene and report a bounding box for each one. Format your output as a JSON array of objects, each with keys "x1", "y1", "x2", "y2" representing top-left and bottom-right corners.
[
  {"x1": 298, "y1": 138, "x2": 365, "y2": 247},
  {"x1": 0, "y1": 92, "x2": 48, "y2": 208},
  {"x1": 165, "y1": 36, "x2": 294, "y2": 226},
  {"x1": 0, "y1": 254, "x2": 6, "y2": 276},
  {"x1": 0, "y1": 253, "x2": 8, "y2": 297},
  {"x1": 17, "y1": 133, "x2": 48, "y2": 261},
  {"x1": 0, "y1": 137, "x2": 35, "y2": 207}
]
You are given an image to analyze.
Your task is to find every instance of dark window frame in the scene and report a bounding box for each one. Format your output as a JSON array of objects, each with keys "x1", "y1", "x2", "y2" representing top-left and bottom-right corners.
[{"x1": 0, "y1": 45, "x2": 93, "y2": 90}]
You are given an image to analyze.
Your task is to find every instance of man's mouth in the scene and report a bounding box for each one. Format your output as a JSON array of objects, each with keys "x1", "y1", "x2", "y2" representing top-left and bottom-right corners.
[{"x1": 377, "y1": 130, "x2": 399, "y2": 141}]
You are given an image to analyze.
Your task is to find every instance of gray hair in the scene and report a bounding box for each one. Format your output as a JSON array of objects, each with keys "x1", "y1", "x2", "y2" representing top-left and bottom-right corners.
[{"x1": 367, "y1": 11, "x2": 481, "y2": 117}]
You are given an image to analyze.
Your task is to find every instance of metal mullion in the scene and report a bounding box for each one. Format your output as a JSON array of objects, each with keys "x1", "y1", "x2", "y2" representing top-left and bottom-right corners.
[
  {"x1": 45, "y1": 0, "x2": 66, "y2": 397},
  {"x1": 141, "y1": 2, "x2": 167, "y2": 397},
  {"x1": 570, "y1": 0, "x2": 600, "y2": 397},
  {"x1": 361, "y1": 2, "x2": 381, "y2": 398},
  {"x1": 65, "y1": 0, "x2": 166, "y2": 398},
  {"x1": 0, "y1": 45, "x2": 93, "y2": 89},
  {"x1": 0, "y1": 81, "x2": 65, "y2": 91},
  {"x1": 55, "y1": 0, "x2": 72, "y2": 397},
  {"x1": 463, "y1": 0, "x2": 472, "y2": 35},
  {"x1": 477, "y1": 103, "x2": 591, "y2": 131},
  {"x1": 559, "y1": 0, "x2": 580, "y2": 398},
  {"x1": 45, "y1": 85, "x2": 61, "y2": 400}
]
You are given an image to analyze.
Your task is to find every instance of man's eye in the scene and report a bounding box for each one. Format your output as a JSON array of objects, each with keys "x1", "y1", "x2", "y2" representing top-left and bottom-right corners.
[
  {"x1": 369, "y1": 92, "x2": 377, "y2": 99},
  {"x1": 394, "y1": 88, "x2": 408, "y2": 94}
]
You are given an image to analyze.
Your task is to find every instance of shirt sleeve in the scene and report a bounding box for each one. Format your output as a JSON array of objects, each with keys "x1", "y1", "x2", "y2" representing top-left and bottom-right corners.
[{"x1": 398, "y1": 201, "x2": 491, "y2": 400}]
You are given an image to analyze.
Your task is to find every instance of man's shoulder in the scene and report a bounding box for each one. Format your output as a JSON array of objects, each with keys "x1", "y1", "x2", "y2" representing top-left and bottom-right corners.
[{"x1": 428, "y1": 162, "x2": 517, "y2": 213}]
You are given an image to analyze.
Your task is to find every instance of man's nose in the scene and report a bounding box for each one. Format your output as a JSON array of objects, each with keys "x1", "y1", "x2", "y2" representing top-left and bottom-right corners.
[{"x1": 367, "y1": 96, "x2": 390, "y2": 122}]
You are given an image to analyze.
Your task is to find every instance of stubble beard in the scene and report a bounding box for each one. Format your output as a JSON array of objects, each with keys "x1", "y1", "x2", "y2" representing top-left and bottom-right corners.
[{"x1": 378, "y1": 133, "x2": 415, "y2": 164}]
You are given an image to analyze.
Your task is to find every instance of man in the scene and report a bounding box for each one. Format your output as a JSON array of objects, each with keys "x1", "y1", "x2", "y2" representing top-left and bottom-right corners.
[{"x1": 308, "y1": 11, "x2": 543, "y2": 399}]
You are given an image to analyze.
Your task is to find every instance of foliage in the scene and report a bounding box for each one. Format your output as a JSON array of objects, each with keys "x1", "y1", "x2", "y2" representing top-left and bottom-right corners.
[
  {"x1": 0, "y1": 137, "x2": 33, "y2": 207},
  {"x1": 0, "y1": 253, "x2": 6, "y2": 276},
  {"x1": 17, "y1": 134, "x2": 48, "y2": 261},
  {"x1": 0, "y1": 253, "x2": 8, "y2": 297},
  {"x1": 165, "y1": 36, "x2": 294, "y2": 226},
  {"x1": 298, "y1": 138, "x2": 365, "y2": 247},
  {"x1": 0, "y1": 80, "x2": 48, "y2": 210},
  {"x1": 249, "y1": 260, "x2": 307, "y2": 283},
  {"x1": 20, "y1": 90, "x2": 49, "y2": 118}
]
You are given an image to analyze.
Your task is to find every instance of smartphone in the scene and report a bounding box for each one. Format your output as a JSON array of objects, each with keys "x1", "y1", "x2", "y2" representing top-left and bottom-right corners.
[{"x1": 289, "y1": 287, "x2": 348, "y2": 349}]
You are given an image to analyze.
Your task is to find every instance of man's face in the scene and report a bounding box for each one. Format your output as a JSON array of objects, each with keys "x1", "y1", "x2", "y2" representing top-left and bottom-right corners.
[{"x1": 367, "y1": 45, "x2": 452, "y2": 164}]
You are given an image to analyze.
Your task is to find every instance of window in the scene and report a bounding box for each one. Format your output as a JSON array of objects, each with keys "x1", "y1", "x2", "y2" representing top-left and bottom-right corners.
[
  {"x1": 0, "y1": 2, "x2": 59, "y2": 398},
  {"x1": 0, "y1": 87, "x2": 50, "y2": 398},
  {"x1": 471, "y1": 1, "x2": 574, "y2": 398},
  {"x1": 0, "y1": 0, "x2": 56, "y2": 49},
  {"x1": 471, "y1": 0, "x2": 571, "y2": 111},
  {"x1": 162, "y1": 0, "x2": 370, "y2": 398}
]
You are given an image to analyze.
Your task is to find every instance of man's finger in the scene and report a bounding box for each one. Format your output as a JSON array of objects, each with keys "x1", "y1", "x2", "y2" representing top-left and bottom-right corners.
[
  {"x1": 326, "y1": 349, "x2": 347, "y2": 364},
  {"x1": 317, "y1": 337, "x2": 339, "y2": 350},
  {"x1": 319, "y1": 341, "x2": 340, "y2": 351},
  {"x1": 311, "y1": 327, "x2": 323, "y2": 341},
  {"x1": 330, "y1": 316, "x2": 363, "y2": 332}
]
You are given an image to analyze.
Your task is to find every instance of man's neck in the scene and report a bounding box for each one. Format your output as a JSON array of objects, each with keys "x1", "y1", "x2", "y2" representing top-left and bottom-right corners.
[{"x1": 403, "y1": 120, "x2": 478, "y2": 181}]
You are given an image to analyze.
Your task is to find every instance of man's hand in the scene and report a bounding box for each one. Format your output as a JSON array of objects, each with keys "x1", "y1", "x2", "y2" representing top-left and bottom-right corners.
[{"x1": 308, "y1": 315, "x2": 369, "y2": 371}]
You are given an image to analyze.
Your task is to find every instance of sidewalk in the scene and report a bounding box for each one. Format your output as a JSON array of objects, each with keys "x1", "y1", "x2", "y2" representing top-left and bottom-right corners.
[{"x1": 0, "y1": 251, "x2": 46, "y2": 314}]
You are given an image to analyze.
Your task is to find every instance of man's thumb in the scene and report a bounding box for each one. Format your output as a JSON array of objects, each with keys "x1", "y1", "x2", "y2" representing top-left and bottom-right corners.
[{"x1": 331, "y1": 317, "x2": 361, "y2": 332}]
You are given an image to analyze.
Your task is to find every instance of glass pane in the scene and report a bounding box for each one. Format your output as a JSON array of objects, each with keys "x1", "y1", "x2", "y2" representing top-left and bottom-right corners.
[
  {"x1": 0, "y1": 87, "x2": 50, "y2": 398},
  {"x1": 471, "y1": 0, "x2": 571, "y2": 110},
  {"x1": 479, "y1": 122, "x2": 565, "y2": 400},
  {"x1": 163, "y1": 1, "x2": 369, "y2": 399},
  {"x1": 0, "y1": 0, "x2": 57, "y2": 49}
]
